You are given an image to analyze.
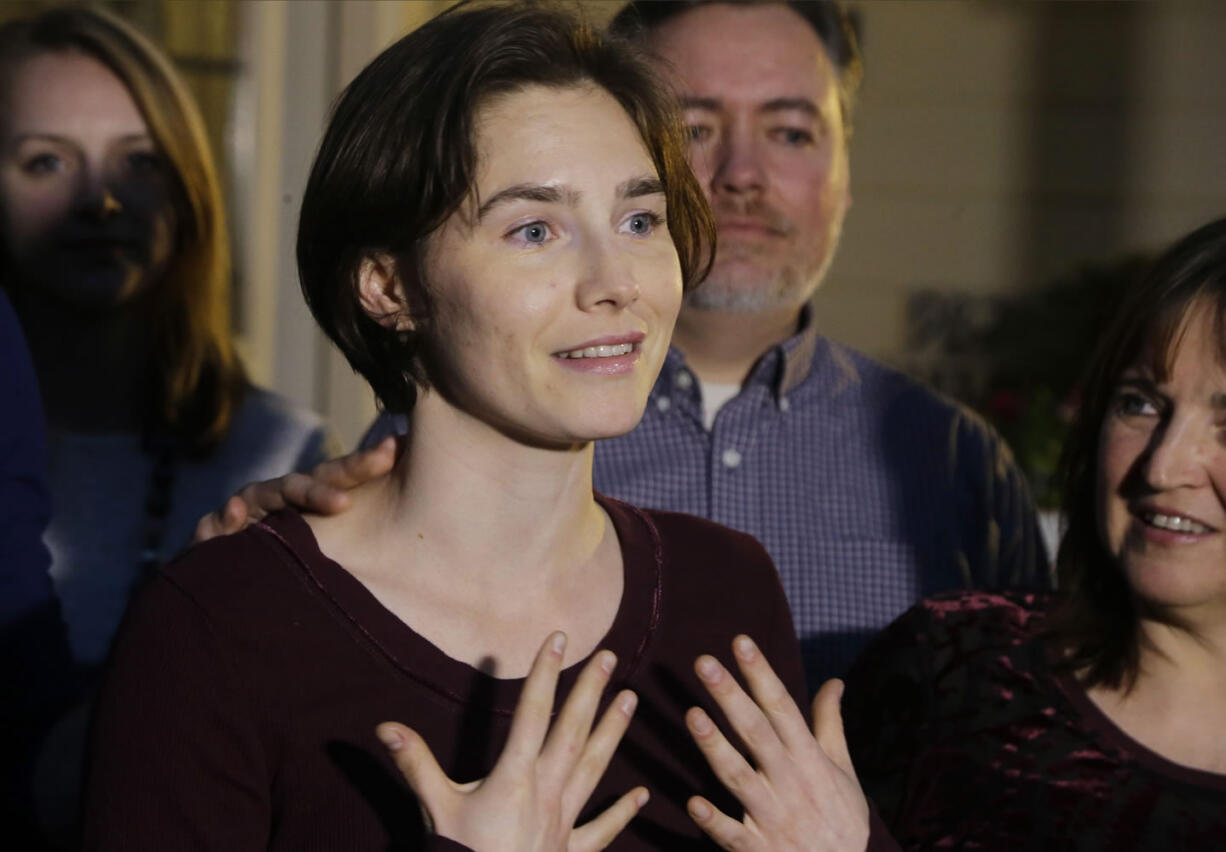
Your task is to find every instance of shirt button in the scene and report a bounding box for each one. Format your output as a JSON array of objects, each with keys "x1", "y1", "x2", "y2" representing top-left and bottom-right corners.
[
  {"x1": 675, "y1": 370, "x2": 693, "y2": 390},
  {"x1": 656, "y1": 396, "x2": 671, "y2": 412},
  {"x1": 721, "y1": 448, "x2": 742, "y2": 468},
  {"x1": 779, "y1": 397, "x2": 790, "y2": 412}
]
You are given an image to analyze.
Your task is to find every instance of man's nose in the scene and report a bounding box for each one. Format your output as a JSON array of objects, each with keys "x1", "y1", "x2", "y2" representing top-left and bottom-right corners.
[{"x1": 711, "y1": 126, "x2": 766, "y2": 197}]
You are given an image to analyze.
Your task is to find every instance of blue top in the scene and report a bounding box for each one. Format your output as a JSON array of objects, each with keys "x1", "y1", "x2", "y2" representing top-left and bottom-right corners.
[
  {"x1": 0, "y1": 287, "x2": 74, "y2": 842},
  {"x1": 45, "y1": 387, "x2": 333, "y2": 670},
  {"x1": 366, "y1": 309, "x2": 1051, "y2": 688},
  {"x1": 0, "y1": 287, "x2": 55, "y2": 628}
]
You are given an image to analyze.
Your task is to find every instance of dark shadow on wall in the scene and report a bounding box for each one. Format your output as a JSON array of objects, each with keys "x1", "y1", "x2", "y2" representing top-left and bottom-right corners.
[{"x1": 1018, "y1": 2, "x2": 1143, "y2": 287}]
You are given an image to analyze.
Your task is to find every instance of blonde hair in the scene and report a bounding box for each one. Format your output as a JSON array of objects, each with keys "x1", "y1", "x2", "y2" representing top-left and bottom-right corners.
[{"x1": 0, "y1": 5, "x2": 245, "y2": 452}]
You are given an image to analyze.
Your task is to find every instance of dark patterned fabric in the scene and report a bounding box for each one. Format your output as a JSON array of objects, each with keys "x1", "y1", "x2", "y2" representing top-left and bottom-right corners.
[
  {"x1": 843, "y1": 590, "x2": 1226, "y2": 850},
  {"x1": 365, "y1": 309, "x2": 1052, "y2": 689}
]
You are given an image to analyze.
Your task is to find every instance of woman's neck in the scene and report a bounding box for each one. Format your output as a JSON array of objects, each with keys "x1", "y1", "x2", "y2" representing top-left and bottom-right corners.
[
  {"x1": 305, "y1": 388, "x2": 623, "y2": 675},
  {"x1": 1087, "y1": 611, "x2": 1226, "y2": 774},
  {"x1": 387, "y1": 392, "x2": 607, "y2": 582},
  {"x1": 17, "y1": 294, "x2": 153, "y2": 433}
]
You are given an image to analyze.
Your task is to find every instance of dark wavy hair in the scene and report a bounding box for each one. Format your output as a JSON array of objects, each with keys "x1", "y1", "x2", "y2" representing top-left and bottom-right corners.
[
  {"x1": 0, "y1": 6, "x2": 245, "y2": 454},
  {"x1": 1048, "y1": 216, "x2": 1226, "y2": 691},
  {"x1": 608, "y1": 0, "x2": 863, "y2": 135},
  {"x1": 297, "y1": 0, "x2": 715, "y2": 415}
]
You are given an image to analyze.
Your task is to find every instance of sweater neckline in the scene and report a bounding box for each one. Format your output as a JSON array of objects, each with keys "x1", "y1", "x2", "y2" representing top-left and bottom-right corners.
[
  {"x1": 255, "y1": 494, "x2": 663, "y2": 716},
  {"x1": 1054, "y1": 670, "x2": 1226, "y2": 793}
]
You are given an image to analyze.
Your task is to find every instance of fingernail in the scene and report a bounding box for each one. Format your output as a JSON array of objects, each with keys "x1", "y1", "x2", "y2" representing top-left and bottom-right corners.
[
  {"x1": 734, "y1": 635, "x2": 757, "y2": 660},
  {"x1": 377, "y1": 726, "x2": 403, "y2": 751},
  {"x1": 689, "y1": 708, "x2": 712, "y2": 734},
  {"x1": 696, "y1": 656, "x2": 721, "y2": 683},
  {"x1": 689, "y1": 798, "x2": 711, "y2": 820},
  {"x1": 599, "y1": 650, "x2": 616, "y2": 674},
  {"x1": 618, "y1": 691, "x2": 638, "y2": 715},
  {"x1": 550, "y1": 632, "x2": 566, "y2": 655},
  {"x1": 635, "y1": 788, "x2": 650, "y2": 808}
]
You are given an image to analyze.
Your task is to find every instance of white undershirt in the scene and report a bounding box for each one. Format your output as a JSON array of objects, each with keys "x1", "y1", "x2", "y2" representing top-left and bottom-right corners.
[{"x1": 699, "y1": 379, "x2": 742, "y2": 431}]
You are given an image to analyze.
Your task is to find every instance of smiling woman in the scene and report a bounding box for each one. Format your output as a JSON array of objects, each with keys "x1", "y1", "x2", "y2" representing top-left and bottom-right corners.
[
  {"x1": 80, "y1": 4, "x2": 811, "y2": 851},
  {"x1": 842, "y1": 217, "x2": 1226, "y2": 850}
]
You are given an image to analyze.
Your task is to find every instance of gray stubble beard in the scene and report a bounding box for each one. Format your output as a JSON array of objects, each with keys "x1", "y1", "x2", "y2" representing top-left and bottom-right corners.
[{"x1": 683, "y1": 229, "x2": 841, "y2": 315}]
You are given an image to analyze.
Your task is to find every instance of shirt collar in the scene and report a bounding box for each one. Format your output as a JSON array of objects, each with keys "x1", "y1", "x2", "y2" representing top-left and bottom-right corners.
[{"x1": 656, "y1": 303, "x2": 822, "y2": 402}]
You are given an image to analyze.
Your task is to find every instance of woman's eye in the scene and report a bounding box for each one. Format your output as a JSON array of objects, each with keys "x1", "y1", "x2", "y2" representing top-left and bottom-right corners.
[
  {"x1": 1115, "y1": 391, "x2": 1159, "y2": 417},
  {"x1": 22, "y1": 153, "x2": 64, "y2": 175},
  {"x1": 125, "y1": 151, "x2": 162, "y2": 172},
  {"x1": 510, "y1": 221, "x2": 552, "y2": 245},
  {"x1": 623, "y1": 211, "x2": 662, "y2": 237}
]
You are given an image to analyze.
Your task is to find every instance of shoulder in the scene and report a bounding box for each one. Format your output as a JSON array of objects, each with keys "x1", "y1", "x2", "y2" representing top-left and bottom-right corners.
[
  {"x1": 822, "y1": 340, "x2": 1023, "y2": 488},
  {"x1": 881, "y1": 589, "x2": 1052, "y2": 654},
  {"x1": 825, "y1": 340, "x2": 985, "y2": 430},
  {"x1": 627, "y1": 501, "x2": 772, "y2": 569},
  {"x1": 151, "y1": 511, "x2": 320, "y2": 627},
  {"x1": 214, "y1": 386, "x2": 335, "y2": 472},
  {"x1": 232, "y1": 386, "x2": 327, "y2": 442},
  {"x1": 844, "y1": 590, "x2": 1055, "y2": 717},
  {"x1": 609, "y1": 498, "x2": 791, "y2": 623},
  {"x1": 599, "y1": 495, "x2": 782, "y2": 602}
]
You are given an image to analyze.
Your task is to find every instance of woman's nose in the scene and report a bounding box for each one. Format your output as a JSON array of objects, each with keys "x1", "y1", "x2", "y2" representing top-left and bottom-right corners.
[
  {"x1": 576, "y1": 238, "x2": 640, "y2": 312},
  {"x1": 76, "y1": 169, "x2": 124, "y2": 222},
  {"x1": 1141, "y1": 415, "x2": 1210, "y2": 491}
]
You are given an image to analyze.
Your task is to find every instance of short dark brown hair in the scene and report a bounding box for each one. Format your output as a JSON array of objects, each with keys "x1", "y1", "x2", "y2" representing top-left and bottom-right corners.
[
  {"x1": 608, "y1": 1, "x2": 863, "y2": 134},
  {"x1": 1048, "y1": 216, "x2": 1226, "y2": 691},
  {"x1": 298, "y1": 1, "x2": 714, "y2": 414}
]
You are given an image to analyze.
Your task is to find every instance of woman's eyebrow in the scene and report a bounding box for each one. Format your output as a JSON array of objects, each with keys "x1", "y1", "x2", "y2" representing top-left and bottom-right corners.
[
  {"x1": 619, "y1": 175, "x2": 664, "y2": 199},
  {"x1": 476, "y1": 176, "x2": 662, "y2": 221},
  {"x1": 476, "y1": 183, "x2": 578, "y2": 220}
]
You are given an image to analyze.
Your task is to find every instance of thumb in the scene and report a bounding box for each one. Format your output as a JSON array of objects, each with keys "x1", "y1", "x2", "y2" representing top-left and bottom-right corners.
[
  {"x1": 811, "y1": 678, "x2": 856, "y2": 779},
  {"x1": 376, "y1": 722, "x2": 452, "y2": 829}
]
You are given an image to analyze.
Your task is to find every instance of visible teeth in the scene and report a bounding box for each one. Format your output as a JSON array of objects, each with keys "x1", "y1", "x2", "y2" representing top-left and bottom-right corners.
[
  {"x1": 1145, "y1": 512, "x2": 1211, "y2": 534},
  {"x1": 558, "y1": 343, "x2": 634, "y2": 359}
]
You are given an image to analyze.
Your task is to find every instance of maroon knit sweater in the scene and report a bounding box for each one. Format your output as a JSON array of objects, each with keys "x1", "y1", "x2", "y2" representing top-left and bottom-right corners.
[{"x1": 82, "y1": 497, "x2": 808, "y2": 850}]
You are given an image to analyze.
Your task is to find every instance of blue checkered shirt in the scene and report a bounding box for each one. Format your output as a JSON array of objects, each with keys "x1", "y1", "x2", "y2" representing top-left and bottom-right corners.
[{"x1": 364, "y1": 312, "x2": 1051, "y2": 689}]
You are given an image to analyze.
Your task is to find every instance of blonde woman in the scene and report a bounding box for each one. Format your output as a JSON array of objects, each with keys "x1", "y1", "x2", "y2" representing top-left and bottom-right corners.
[{"x1": 0, "y1": 8, "x2": 331, "y2": 844}]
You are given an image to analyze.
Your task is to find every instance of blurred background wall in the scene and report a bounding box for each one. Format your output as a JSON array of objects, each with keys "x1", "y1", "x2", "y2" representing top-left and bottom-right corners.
[{"x1": 4, "y1": 0, "x2": 1224, "y2": 452}]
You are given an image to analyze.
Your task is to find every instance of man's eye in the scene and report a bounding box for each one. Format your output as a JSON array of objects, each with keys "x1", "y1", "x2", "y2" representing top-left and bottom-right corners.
[
  {"x1": 772, "y1": 127, "x2": 814, "y2": 146},
  {"x1": 686, "y1": 125, "x2": 712, "y2": 143}
]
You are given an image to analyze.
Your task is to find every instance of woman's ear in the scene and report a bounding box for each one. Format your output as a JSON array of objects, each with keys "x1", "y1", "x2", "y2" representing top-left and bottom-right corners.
[{"x1": 357, "y1": 252, "x2": 415, "y2": 331}]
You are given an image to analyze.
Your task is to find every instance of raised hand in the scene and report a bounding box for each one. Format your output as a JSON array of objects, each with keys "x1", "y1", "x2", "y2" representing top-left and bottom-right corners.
[
  {"x1": 686, "y1": 635, "x2": 870, "y2": 852},
  {"x1": 193, "y1": 435, "x2": 399, "y2": 541},
  {"x1": 376, "y1": 633, "x2": 647, "y2": 852}
]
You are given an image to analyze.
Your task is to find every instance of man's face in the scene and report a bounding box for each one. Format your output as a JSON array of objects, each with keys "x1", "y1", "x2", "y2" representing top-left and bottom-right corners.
[{"x1": 647, "y1": 3, "x2": 852, "y2": 315}]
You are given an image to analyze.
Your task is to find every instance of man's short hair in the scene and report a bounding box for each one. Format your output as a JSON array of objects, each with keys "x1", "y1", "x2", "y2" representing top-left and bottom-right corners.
[{"x1": 609, "y1": 1, "x2": 863, "y2": 133}]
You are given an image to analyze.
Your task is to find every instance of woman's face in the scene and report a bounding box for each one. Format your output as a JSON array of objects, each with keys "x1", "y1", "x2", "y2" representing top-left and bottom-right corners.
[
  {"x1": 0, "y1": 50, "x2": 177, "y2": 310},
  {"x1": 415, "y1": 83, "x2": 683, "y2": 447},
  {"x1": 1097, "y1": 304, "x2": 1226, "y2": 616}
]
